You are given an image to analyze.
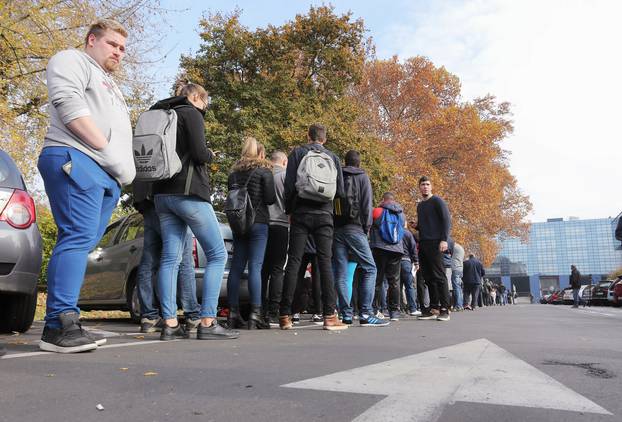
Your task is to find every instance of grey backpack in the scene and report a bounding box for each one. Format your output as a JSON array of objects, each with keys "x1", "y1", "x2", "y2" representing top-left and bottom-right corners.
[
  {"x1": 295, "y1": 148, "x2": 338, "y2": 202},
  {"x1": 133, "y1": 107, "x2": 184, "y2": 182}
]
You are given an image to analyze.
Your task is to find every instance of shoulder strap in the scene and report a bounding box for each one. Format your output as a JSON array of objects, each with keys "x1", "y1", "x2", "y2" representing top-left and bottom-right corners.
[{"x1": 243, "y1": 168, "x2": 258, "y2": 188}]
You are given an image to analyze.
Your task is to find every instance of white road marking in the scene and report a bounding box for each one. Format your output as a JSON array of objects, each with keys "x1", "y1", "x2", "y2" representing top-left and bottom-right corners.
[{"x1": 282, "y1": 338, "x2": 612, "y2": 422}]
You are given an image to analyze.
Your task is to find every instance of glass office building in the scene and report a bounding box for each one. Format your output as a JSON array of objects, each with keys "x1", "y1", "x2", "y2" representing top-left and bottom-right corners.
[{"x1": 486, "y1": 214, "x2": 622, "y2": 299}]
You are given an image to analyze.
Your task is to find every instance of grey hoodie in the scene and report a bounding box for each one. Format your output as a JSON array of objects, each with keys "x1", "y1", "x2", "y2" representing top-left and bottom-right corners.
[
  {"x1": 43, "y1": 49, "x2": 135, "y2": 186},
  {"x1": 268, "y1": 164, "x2": 288, "y2": 227}
]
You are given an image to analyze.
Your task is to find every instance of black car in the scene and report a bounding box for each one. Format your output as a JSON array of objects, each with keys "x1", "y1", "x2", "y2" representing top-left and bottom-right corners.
[
  {"x1": 591, "y1": 280, "x2": 614, "y2": 305},
  {"x1": 78, "y1": 211, "x2": 248, "y2": 321}
]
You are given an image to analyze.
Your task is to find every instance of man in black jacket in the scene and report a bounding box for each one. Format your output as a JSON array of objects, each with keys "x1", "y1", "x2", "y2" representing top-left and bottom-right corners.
[
  {"x1": 333, "y1": 150, "x2": 387, "y2": 327},
  {"x1": 416, "y1": 176, "x2": 452, "y2": 321},
  {"x1": 462, "y1": 254, "x2": 485, "y2": 310},
  {"x1": 279, "y1": 124, "x2": 346, "y2": 331},
  {"x1": 570, "y1": 265, "x2": 582, "y2": 308}
]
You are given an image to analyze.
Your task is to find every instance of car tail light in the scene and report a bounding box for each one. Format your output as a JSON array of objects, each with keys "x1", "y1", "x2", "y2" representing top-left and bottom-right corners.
[
  {"x1": 0, "y1": 189, "x2": 36, "y2": 229},
  {"x1": 192, "y1": 237, "x2": 199, "y2": 268}
]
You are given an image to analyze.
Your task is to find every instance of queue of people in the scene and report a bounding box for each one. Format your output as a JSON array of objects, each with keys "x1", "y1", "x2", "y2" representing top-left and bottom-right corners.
[{"x1": 36, "y1": 18, "x2": 509, "y2": 354}]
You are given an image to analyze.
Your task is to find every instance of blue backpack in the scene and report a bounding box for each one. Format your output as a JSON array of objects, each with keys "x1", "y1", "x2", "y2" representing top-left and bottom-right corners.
[{"x1": 378, "y1": 208, "x2": 404, "y2": 244}]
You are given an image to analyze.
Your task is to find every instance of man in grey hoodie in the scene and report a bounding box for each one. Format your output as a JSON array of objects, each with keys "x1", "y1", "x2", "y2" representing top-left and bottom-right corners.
[
  {"x1": 37, "y1": 19, "x2": 135, "y2": 353},
  {"x1": 261, "y1": 151, "x2": 289, "y2": 323}
]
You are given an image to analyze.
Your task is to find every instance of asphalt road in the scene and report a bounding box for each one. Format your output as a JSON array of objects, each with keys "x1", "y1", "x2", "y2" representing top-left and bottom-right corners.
[{"x1": 1, "y1": 304, "x2": 621, "y2": 422}]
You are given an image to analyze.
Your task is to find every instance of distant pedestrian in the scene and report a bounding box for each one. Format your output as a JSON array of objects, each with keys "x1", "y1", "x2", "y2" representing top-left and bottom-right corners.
[
  {"x1": 451, "y1": 242, "x2": 465, "y2": 311},
  {"x1": 415, "y1": 176, "x2": 452, "y2": 322},
  {"x1": 570, "y1": 265, "x2": 582, "y2": 308},
  {"x1": 462, "y1": 254, "x2": 485, "y2": 310}
]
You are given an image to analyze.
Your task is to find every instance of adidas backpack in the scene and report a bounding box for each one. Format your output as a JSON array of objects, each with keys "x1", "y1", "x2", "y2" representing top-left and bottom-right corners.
[
  {"x1": 295, "y1": 148, "x2": 338, "y2": 202},
  {"x1": 132, "y1": 107, "x2": 185, "y2": 182},
  {"x1": 378, "y1": 207, "x2": 404, "y2": 244}
]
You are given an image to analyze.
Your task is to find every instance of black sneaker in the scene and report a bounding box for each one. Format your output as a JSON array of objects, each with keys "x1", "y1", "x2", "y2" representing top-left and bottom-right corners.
[
  {"x1": 83, "y1": 329, "x2": 107, "y2": 346},
  {"x1": 197, "y1": 321, "x2": 239, "y2": 340},
  {"x1": 141, "y1": 317, "x2": 164, "y2": 333},
  {"x1": 185, "y1": 318, "x2": 201, "y2": 333},
  {"x1": 417, "y1": 311, "x2": 437, "y2": 320},
  {"x1": 39, "y1": 312, "x2": 97, "y2": 353},
  {"x1": 160, "y1": 323, "x2": 190, "y2": 341},
  {"x1": 437, "y1": 310, "x2": 451, "y2": 322},
  {"x1": 342, "y1": 317, "x2": 353, "y2": 325}
]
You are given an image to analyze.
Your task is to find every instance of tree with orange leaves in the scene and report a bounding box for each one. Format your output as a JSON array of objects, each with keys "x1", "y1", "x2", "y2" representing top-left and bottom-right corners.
[{"x1": 353, "y1": 56, "x2": 531, "y2": 265}]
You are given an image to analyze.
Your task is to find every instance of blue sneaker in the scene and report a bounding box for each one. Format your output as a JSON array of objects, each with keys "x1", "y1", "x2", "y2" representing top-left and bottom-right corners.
[{"x1": 359, "y1": 315, "x2": 390, "y2": 327}]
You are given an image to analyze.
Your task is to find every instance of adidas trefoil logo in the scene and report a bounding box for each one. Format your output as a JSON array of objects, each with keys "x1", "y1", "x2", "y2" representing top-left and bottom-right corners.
[{"x1": 134, "y1": 144, "x2": 153, "y2": 165}]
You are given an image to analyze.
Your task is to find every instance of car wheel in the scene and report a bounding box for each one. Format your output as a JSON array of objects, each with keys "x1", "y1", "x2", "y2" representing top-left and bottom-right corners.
[
  {"x1": 0, "y1": 288, "x2": 38, "y2": 333},
  {"x1": 126, "y1": 276, "x2": 141, "y2": 323}
]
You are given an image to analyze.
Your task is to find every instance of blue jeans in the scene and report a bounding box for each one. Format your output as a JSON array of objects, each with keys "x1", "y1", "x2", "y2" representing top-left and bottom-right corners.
[
  {"x1": 451, "y1": 270, "x2": 464, "y2": 309},
  {"x1": 137, "y1": 205, "x2": 199, "y2": 320},
  {"x1": 154, "y1": 195, "x2": 226, "y2": 319},
  {"x1": 38, "y1": 147, "x2": 120, "y2": 329},
  {"x1": 573, "y1": 288, "x2": 581, "y2": 306},
  {"x1": 227, "y1": 223, "x2": 269, "y2": 306},
  {"x1": 332, "y1": 228, "x2": 377, "y2": 319},
  {"x1": 400, "y1": 260, "x2": 418, "y2": 312}
]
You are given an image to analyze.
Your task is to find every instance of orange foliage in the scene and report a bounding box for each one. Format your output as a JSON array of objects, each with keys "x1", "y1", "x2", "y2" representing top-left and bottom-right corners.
[{"x1": 354, "y1": 57, "x2": 531, "y2": 265}]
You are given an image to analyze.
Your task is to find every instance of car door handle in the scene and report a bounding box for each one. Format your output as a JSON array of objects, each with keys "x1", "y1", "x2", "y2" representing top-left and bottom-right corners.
[{"x1": 129, "y1": 246, "x2": 138, "y2": 253}]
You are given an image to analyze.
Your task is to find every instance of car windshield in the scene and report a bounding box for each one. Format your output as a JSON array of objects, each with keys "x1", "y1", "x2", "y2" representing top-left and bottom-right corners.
[{"x1": 598, "y1": 282, "x2": 611, "y2": 287}]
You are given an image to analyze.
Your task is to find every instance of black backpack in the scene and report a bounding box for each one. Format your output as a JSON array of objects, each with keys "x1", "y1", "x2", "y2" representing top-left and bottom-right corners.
[
  {"x1": 335, "y1": 173, "x2": 360, "y2": 223},
  {"x1": 224, "y1": 169, "x2": 257, "y2": 236}
]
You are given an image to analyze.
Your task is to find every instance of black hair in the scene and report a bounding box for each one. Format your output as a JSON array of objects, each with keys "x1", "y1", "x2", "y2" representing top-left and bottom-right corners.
[
  {"x1": 419, "y1": 175, "x2": 431, "y2": 185},
  {"x1": 345, "y1": 150, "x2": 361, "y2": 167}
]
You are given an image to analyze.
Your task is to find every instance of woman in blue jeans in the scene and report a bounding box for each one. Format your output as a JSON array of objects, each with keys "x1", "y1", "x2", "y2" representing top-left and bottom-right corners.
[
  {"x1": 226, "y1": 137, "x2": 276, "y2": 329},
  {"x1": 152, "y1": 83, "x2": 238, "y2": 341}
]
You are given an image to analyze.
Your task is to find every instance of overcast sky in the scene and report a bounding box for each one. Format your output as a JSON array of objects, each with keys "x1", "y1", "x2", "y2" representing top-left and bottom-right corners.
[{"x1": 155, "y1": 0, "x2": 622, "y2": 223}]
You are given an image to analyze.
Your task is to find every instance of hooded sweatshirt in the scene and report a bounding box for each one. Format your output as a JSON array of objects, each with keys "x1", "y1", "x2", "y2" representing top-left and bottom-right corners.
[
  {"x1": 43, "y1": 49, "x2": 135, "y2": 185},
  {"x1": 334, "y1": 166, "x2": 373, "y2": 234},
  {"x1": 369, "y1": 201, "x2": 406, "y2": 253},
  {"x1": 268, "y1": 164, "x2": 288, "y2": 227}
]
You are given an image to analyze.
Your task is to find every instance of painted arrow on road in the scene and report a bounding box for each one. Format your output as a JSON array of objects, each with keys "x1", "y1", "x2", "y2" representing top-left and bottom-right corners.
[{"x1": 282, "y1": 339, "x2": 611, "y2": 422}]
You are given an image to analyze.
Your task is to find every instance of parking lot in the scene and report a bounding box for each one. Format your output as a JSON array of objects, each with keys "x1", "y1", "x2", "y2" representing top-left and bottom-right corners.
[{"x1": 2, "y1": 304, "x2": 622, "y2": 422}]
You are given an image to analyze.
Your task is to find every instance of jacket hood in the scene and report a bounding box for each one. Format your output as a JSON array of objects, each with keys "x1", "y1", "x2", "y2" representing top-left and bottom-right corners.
[
  {"x1": 151, "y1": 96, "x2": 204, "y2": 115},
  {"x1": 343, "y1": 166, "x2": 365, "y2": 175},
  {"x1": 381, "y1": 201, "x2": 403, "y2": 213}
]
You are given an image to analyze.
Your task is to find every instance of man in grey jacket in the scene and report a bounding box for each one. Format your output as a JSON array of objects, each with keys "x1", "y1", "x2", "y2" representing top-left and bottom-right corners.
[
  {"x1": 37, "y1": 19, "x2": 134, "y2": 353},
  {"x1": 261, "y1": 151, "x2": 289, "y2": 323}
]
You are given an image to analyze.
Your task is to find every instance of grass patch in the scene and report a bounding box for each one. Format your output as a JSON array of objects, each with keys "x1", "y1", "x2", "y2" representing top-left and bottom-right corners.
[{"x1": 35, "y1": 292, "x2": 131, "y2": 321}]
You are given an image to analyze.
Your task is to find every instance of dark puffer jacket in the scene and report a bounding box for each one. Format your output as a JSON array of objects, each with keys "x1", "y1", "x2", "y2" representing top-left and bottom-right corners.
[{"x1": 227, "y1": 163, "x2": 276, "y2": 225}]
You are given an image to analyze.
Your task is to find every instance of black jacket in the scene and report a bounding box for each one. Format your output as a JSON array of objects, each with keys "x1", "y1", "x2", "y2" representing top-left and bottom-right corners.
[
  {"x1": 334, "y1": 166, "x2": 373, "y2": 233},
  {"x1": 227, "y1": 166, "x2": 276, "y2": 225},
  {"x1": 570, "y1": 268, "x2": 581, "y2": 289},
  {"x1": 283, "y1": 142, "x2": 344, "y2": 215},
  {"x1": 151, "y1": 96, "x2": 214, "y2": 202},
  {"x1": 401, "y1": 230, "x2": 419, "y2": 263},
  {"x1": 416, "y1": 195, "x2": 451, "y2": 241},
  {"x1": 463, "y1": 257, "x2": 485, "y2": 285}
]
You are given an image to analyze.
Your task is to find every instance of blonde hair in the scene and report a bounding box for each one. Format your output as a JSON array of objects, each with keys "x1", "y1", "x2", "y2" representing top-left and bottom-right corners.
[
  {"x1": 84, "y1": 19, "x2": 128, "y2": 46},
  {"x1": 232, "y1": 137, "x2": 271, "y2": 171},
  {"x1": 175, "y1": 82, "x2": 209, "y2": 103}
]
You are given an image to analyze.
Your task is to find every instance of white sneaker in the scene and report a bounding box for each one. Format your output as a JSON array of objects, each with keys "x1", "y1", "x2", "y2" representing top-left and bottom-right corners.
[
  {"x1": 409, "y1": 310, "x2": 422, "y2": 316},
  {"x1": 375, "y1": 311, "x2": 386, "y2": 320}
]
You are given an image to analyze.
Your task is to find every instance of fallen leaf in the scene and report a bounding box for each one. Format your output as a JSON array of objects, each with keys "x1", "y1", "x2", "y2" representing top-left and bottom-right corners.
[
  {"x1": 143, "y1": 371, "x2": 158, "y2": 377},
  {"x1": 96, "y1": 404, "x2": 104, "y2": 411},
  {"x1": 46, "y1": 374, "x2": 55, "y2": 377},
  {"x1": 134, "y1": 335, "x2": 145, "y2": 340},
  {"x1": 8, "y1": 340, "x2": 28, "y2": 345},
  {"x1": 119, "y1": 368, "x2": 129, "y2": 371}
]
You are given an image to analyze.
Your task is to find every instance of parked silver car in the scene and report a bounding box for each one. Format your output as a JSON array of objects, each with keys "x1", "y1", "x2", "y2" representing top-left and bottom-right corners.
[
  {"x1": 78, "y1": 211, "x2": 248, "y2": 321},
  {"x1": 0, "y1": 150, "x2": 43, "y2": 333}
]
